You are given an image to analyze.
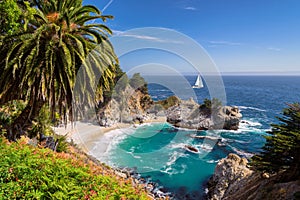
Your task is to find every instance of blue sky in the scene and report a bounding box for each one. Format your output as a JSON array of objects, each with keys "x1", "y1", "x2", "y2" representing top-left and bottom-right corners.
[{"x1": 85, "y1": 0, "x2": 300, "y2": 74}]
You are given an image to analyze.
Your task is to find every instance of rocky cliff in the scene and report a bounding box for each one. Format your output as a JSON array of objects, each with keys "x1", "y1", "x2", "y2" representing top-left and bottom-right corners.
[
  {"x1": 97, "y1": 85, "x2": 153, "y2": 127},
  {"x1": 207, "y1": 154, "x2": 300, "y2": 200},
  {"x1": 98, "y1": 92, "x2": 242, "y2": 131},
  {"x1": 165, "y1": 97, "x2": 242, "y2": 130}
]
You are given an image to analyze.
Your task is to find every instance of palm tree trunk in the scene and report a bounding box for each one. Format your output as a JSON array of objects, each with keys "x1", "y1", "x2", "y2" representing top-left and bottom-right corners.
[{"x1": 8, "y1": 99, "x2": 45, "y2": 141}]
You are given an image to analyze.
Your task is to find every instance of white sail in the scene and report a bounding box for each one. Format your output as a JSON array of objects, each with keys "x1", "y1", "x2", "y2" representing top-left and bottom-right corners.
[{"x1": 192, "y1": 74, "x2": 204, "y2": 88}]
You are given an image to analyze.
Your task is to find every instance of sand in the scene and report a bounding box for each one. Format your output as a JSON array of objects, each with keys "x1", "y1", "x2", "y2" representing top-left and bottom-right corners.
[{"x1": 53, "y1": 116, "x2": 167, "y2": 154}]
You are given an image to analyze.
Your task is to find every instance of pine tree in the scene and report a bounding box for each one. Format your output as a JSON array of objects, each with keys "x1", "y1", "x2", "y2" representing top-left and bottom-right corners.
[{"x1": 251, "y1": 103, "x2": 300, "y2": 181}]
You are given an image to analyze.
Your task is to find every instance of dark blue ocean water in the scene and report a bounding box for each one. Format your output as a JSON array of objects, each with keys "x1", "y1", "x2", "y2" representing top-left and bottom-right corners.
[{"x1": 100, "y1": 76, "x2": 300, "y2": 199}]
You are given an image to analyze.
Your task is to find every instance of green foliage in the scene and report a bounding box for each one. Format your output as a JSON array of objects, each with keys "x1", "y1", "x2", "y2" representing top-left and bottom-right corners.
[
  {"x1": 200, "y1": 98, "x2": 222, "y2": 110},
  {"x1": 0, "y1": 0, "x2": 118, "y2": 136},
  {"x1": 115, "y1": 73, "x2": 129, "y2": 94},
  {"x1": 201, "y1": 98, "x2": 212, "y2": 109},
  {"x1": 0, "y1": 0, "x2": 35, "y2": 35},
  {"x1": 0, "y1": 137, "x2": 148, "y2": 199},
  {"x1": 30, "y1": 105, "x2": 54, "y2": 138},
  {"x1": 156, "y1": 96, "x2": 180, "y2": 109},
  {"x1": 251, "y1": 103, "x2": 300, "y2": 180},
  {"x1": 98, "y1": 65, "x2": 128, "y2": 109},
  {"x1": 0, "y1": 101, "x2": 26, "y2": 136},
  {"x1": 0, "y1": 0, "x2": 22, "y2": 35},
  {"x1": 54, "y1": 134, "x2": 69, "y2": 153},
  {"x1": 129, "y1": 73, "x2": 148, "y2": 94}
]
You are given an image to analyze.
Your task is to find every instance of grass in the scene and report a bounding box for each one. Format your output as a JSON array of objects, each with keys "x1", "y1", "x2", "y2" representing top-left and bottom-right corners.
[{"x1": 0, "y1": 137, "x2": 149, "y2": 200}]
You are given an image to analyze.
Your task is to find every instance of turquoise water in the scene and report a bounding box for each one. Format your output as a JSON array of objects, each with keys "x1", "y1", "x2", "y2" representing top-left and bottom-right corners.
[
  {"x1": 94, "y1": 76, "x2": 300, "y2": 199},
  {"x1": 103, "y1": 122, "x2": 266, "y2": 198}
]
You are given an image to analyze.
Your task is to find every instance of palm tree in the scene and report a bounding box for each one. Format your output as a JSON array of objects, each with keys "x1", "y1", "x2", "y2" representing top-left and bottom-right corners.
[{"x1": 0, "y1": 0, "x2": 118, "y2": 140}]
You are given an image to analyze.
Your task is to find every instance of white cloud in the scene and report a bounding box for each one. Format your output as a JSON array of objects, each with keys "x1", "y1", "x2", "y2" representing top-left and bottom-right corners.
[
  {"x1": 184, "y1": 6, "x2": 197, "y2": 11},
  {"x1": 112, "y1": 30, "x2": 125, "y2": 35},
  {"x1": 207, "y1": 45, "x2": 218, "y2": 48},
  {"x1": 267, "y1": 47, "x2": 281, "y2": 51},
  {"x1": 112, "y1": 30, "x2": 183, "y2": 44},
  {"x1": 209, "y1": 40, "x2": 242, "y2": 46}
]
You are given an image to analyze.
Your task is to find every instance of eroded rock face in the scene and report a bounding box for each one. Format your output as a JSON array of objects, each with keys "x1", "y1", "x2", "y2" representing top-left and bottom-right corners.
[
  {"x1": 166, "y1": 99, "x2": 242, "y2": 130},
  {"x1": 98, "y1": 93, "x2": 242, "y2": 130},
  {"x1": 97, "y1": 86, "x2": 153, "y2": 127},
  {"x1": 207, "y1": 154, "x2": 300, "y2": 200},
  {"x1": 207, "y1": 153, "x2": 253, "y2": 200},
  {"x1": 214, "y1": 106, "x2": 243, "y2": 130}
]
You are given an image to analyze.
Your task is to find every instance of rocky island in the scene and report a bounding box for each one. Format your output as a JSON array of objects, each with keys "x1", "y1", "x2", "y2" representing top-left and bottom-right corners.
[{"x1": 165, "y1": 97, "x2": 242, "y2": 130}]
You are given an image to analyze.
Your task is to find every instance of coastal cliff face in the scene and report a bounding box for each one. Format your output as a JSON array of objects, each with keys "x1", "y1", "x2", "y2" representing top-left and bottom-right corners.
[
  {"x1": 98, "y1": 92, "x2": 242, "y2": 131},
  {"x1": 97, "y1": 85, "x2": 153, "y2": 126},
  {"x1": 207, "y1": 154, "x2": 300, "y2": 200},
  {"x1": 165, "y1": 98, "x2": 242, "y2": 130}
]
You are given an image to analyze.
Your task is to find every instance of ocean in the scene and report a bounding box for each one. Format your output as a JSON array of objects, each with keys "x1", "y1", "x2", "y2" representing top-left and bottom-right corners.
[{"x1": 91, "y1": 76, "x2": 300, "y2": 199}]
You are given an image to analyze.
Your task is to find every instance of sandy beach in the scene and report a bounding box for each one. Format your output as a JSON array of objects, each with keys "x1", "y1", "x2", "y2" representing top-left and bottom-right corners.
[{"x1": 53, "y1": 116, "x2": 167, "y2": 154}]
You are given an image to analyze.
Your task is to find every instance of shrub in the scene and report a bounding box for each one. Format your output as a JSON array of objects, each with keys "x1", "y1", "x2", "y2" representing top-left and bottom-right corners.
[
  {"x1": 199, "y1": 98, "x2": 222, "y2": 115},
  {"x1": 0, "y1": 137, "x2": 149, "y2": 199},
  {"x1": 30, "y1": 105, "x2": 54, "y2": 138},
  {"x1": 0, "y1": 100, "x2": 26, "y2": 137},
  {"x1": 200, "y1": 98, "x2": 222, "y2": 110},
  {"x1": 156, "y1": 96, "x2": 180, "y2": 109},
  {"x1": 54, "y1": 134, "x2": 69, "y2": 153},
  {"x1": 129, "y1": 73, "x2": 148, "y2": 94}
]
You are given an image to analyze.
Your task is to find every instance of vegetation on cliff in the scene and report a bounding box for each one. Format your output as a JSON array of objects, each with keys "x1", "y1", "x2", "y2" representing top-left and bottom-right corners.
[
  {"x1": 129, "y1": 73, "x2": 148, "y2": 94},
  {"x1": 156, "y1": 96, "x2": 180, "y2": 109},
  {"x1": 97, "y1": 73, "x2": 153, "y2": 126},
  {"x1": 251, "y1": 103, "x2": 300, "y2": 181},
  {"x1": 0, "y1": 137, "x2": 148, "y2": 199}
]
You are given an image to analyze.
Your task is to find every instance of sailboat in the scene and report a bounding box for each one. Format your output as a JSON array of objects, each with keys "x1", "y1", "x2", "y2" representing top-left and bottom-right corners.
[{"x1": 192, "y1": 74, "x2": 204, "y2": 88}]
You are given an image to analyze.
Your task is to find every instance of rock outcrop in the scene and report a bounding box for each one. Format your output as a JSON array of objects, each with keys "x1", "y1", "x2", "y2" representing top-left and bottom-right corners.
[
  {"x1": 97, "y1": 85, "x2": 153, "y2": 127},
  {"x1": 165, "y1": 98, "x2": 242, "y2": 130},
  {"x1": 207, "y1": 153, "x2": 253, "y2": 200},
  {"x1": 207, "y1": 154, "x2": 300, "y2": 200},
  {"x1": 98, "y1": 92, "x2": 242, "y2": 130}
]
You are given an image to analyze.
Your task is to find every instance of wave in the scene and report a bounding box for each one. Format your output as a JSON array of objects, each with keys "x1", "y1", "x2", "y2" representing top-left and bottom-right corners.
[
  {"x1": 229, "y1": 145, "x2": 254, "y2": 158},
  {"x1": 240, "y1": 119, "x2": 262, "y2": 127},
  {"x1": 160, "y1": 164, "x2": 187, "y2": 175},
  {"x1": 238, "y1": 106, "x2": 266, "y2": 112},
  {"x1": 89, "y1": 126, "x2": 136, "y2": 161},
  {"x1": 195, "y1": 144, "x2": 213, "y2": 151},
  {"x1": 168, "y1": 142, "x2": 187, "y2": 149},
  {"x1": 206, "y1": 159, "x2": 220, "y2": 164},
  {"x1": 166, "y1": 151, "x2": 181, "y2": 166},
  {"x1": 160, "y1": 151, "x2": 188, "y2": 175},
  {"x1": 126, "y1": 150, "x2": 142, "y2": 159},
  {"x1": 221, "y1": 127, "x2": 268, "y2": 135},
  {"x1": 215, "y1": 118, "x2": 268, "y2": 134}
]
